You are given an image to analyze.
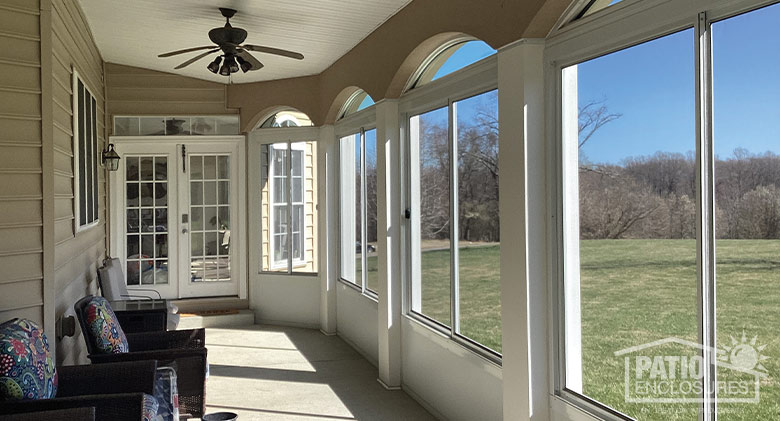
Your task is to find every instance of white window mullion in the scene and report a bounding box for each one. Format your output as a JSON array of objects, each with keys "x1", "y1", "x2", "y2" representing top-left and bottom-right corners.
[
  {"x1": 287, "y1": 142, "x2": 294, "y2": 274},
  {"x1": 696, "y1": 11, "x2": 717, "y2": 421},
  {"x1": 360, "y1": 128, "x2": 368, "y2": 292},
  {"x1": 449, "y1": 99, "x2": 460, "y2": 334}
]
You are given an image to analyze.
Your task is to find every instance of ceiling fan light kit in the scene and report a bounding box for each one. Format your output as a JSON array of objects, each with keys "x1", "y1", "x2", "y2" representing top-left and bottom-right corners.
[{"x1": 158, "y1": 7, "x2": 304, "y2": 77}]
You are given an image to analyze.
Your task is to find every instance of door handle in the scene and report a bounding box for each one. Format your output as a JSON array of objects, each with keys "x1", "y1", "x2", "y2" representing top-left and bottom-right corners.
[{"x1": 182, "y1": 228, "x2": 189, "y2": 234}]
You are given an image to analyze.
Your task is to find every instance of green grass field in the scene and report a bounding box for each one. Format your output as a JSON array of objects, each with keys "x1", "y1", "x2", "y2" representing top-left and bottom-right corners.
[{"x1": 414, "y1": 240, "x2": 780, "y2": 420}]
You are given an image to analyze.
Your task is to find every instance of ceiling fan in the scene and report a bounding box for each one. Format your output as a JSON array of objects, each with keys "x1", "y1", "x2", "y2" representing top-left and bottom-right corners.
[{"x1": 157, "y1": 7, "x2": 304, "y2": 76}]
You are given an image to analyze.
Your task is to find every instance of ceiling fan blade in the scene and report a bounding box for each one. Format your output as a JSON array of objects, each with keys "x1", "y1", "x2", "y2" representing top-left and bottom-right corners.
[
  {"x1": 158, "y1": 46, "x2": 216, "y2": 58},
  {"x1": 237, "y1": 50, "x2": 264, "y2": 71},
  {"x1": 242, "y1": 44, "x2": 304, "y2": 60},
  {"x1": 174, "y1": 49, "x2": 220, "y2": 69}
]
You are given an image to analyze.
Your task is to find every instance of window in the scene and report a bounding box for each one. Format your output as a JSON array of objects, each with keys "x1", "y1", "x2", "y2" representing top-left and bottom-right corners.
[
  {"x1": 73, "y1": 70, "x2": 99, "y2": 230},
  {"x1": 339, "y1": 128, "x2": 379, "y2": 294},
  {"x1": 713, "y1": 4, "x2": 780, "y2": 419},
  {"x1": 411, "y1": 40, "x2": 496, "y2": 89},
  {"x1": 574, "y1": 0, "x2": 625, "y2": 21},
  {"x1": 551, "y1": 1, "x2": 780, "y2": 420},
  {"x1": 338, "y1": 90, "x2": 375, "y2": 120},
  {"x1": 260, "y1": 141, "x2": 317, "y2": 273},
  {"x1": 113, "y1": 115, "x2": 240, "y2": 136},
  {"x1": 560, "y1": 29, "x2": 697, "y2": 419},
  {"x1": 407, "y1": 89, "x2": 500, "y2": 356},
  {"x1": 259, "y1": 110, "x2": 313, "y2": 128}
]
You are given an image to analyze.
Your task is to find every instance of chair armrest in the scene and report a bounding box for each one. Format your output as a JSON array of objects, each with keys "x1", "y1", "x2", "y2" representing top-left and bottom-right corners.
[
  {"x1": 126, "y1": 328, "x2": 205, "y2": 351},
  {"x1": 57, "y1": 360, "x2": 157, "y2": 397},
  {"x1": 0, "y1": 393, "x2": 149, "y2": 421},
  {"x1": 88, "y1": 347, "x2": 207, "y2": 365}
]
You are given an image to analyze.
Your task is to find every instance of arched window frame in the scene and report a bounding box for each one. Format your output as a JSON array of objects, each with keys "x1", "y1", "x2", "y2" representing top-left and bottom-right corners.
[
  {"x1": 337, "y1": 90, "x2": 375, "y2": 120},
  {"x1": 404, "y1": 38, "x2": 496, "y2": 92}
]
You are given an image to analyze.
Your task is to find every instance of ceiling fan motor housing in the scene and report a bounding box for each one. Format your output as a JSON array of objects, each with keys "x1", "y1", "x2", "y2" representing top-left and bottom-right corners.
[{"x1": 209, "y1": 26, "x2": 248, "y2": 47}]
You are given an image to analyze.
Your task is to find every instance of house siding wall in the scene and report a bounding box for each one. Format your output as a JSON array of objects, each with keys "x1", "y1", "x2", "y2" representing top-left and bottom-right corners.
[
  {"x1": 105, "y1": 63, "x2": 237, "y2": 136},
  {"x1": 0, "y1": 0, "x2": 45, "y2": 326},
  {"x1": 49, "y1": 0, "x2": 107, "y2": 366}
]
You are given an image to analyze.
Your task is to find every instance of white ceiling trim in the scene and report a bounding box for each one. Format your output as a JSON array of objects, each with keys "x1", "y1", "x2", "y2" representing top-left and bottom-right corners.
[{"x1": 78, "y1": 0, "x2": 411, "y2": 84}]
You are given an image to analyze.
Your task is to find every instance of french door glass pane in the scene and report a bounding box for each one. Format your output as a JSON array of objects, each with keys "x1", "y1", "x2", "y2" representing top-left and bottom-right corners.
[
  {"x1": 563, "y1": 29, "x2": 698, "y2": 418},
  {"x1": 455, "y1": 89, "x2": 500, "y2": 353},
  {"x1": 410, "y1": 106, "x2": 451, "y2": 327},
  {"x1": 365, "y1": 129, "x2": 379, "y2": 293},
  {"x1": 126, "y1": 155, "x2": 169, "y2": 286},
  {"x1": 713, "y1": 4, "x2": 780, "y2": 418},
  {"x1": 190, "y1": 154, "x2": 231, "y2": 282},
  {"x1": 339, "y1": 133, "x2": 361, "y2": 285}
]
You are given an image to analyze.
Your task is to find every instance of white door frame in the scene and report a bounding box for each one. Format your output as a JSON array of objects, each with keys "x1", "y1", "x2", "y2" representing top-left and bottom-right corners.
[{"x1": 110, "y1": 135, "x2": 247, "y2": 300}]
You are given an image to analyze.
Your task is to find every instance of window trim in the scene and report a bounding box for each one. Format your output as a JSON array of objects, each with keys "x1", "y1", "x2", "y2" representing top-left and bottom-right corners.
[
  {"x1": 545, "y1": 0, "x2": 780, "y2": 419},
  {"x1": 268, "y1": 141, "x2": 306, "y2": 273},
  {"x1": 400, "y1": 52, "x2": 501, "y2": 364},
  {"x1": 335, "y1": 105, "x2": 379, "y2": 299},
  {"x1": 72, "y1": 68, "x2": 100, "y2": 233}
]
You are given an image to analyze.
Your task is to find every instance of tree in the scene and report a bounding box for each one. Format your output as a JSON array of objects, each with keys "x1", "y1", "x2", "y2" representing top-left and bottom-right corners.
[
  {"x1": 578, "y1": 99, "x2": 622, "y2": 149},
  {"x1": 734, "y1": 185, "x2": 780, "y2": 239}
]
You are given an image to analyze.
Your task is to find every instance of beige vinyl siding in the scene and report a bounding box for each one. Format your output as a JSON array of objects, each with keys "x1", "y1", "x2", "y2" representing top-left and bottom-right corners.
[
  {"x1": 49, "y1": 0, "x2": 106, "y2": 365},
  {"x1": 0, "y1": 0, "x2": 44, "y2": 326},
  {"x1": 105, "y1": 63, "x2": 237, "y2": 135},
  {"x1": 260, "y1": 141, "x2": 318, "y2": 272}
]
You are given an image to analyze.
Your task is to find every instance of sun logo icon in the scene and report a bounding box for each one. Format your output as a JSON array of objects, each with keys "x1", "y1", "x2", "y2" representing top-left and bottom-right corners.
[{"x1": 718, "y1": 332, "x2": 769, "y2": 373}]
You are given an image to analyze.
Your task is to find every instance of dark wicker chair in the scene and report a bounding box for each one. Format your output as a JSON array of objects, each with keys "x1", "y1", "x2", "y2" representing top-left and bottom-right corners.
[
  {"x1": 2, "y1": 406, "x2": 96, "y2": 420},
  {"x1": 74, "y1": 295, "x2": 208, "y2": 419},
  {"x1": 0, "y1": 360, "x2": 158, "y2": 421}
]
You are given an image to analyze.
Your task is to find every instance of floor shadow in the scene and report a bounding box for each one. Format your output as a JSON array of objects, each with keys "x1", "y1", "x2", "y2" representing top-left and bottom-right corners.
[{"x1": 204, "y1": 325, "x2": 435, "y2": 421}]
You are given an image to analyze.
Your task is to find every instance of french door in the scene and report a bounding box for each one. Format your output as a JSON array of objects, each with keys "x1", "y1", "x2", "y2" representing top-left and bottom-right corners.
[{"x1": 110, "y1": 136, "x2": 245, "y2": 299}]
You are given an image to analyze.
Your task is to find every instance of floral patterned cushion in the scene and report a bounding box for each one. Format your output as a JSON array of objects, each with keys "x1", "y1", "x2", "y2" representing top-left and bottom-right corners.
[
  {"x1": 84, "y1": 296, "x2": 130, "y2": 354},
  {"x1": 0, "y1": 318, "x2": 58, "y2": 401},
  {"x1": 142, "y1": 393, "x2": 159, "y2": 421}
]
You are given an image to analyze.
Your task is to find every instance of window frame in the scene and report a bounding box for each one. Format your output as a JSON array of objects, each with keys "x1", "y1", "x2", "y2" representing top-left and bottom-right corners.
[
  {"x1": 250, "y1": 126, "x2": 320, "y2": 276},
  {"x1": 335, "y1": 105, "x2": 379, "y2": 299},
  {"x1": 268, "y1": 142, "x2": 306, "y2": 270},
  {"x1": 400, "y1": 53, "x2": 501, "y2": 363},
  {"x1": 545, "y1": 0, "x2": 780, "y2": 419},
  {"x1": 72, "y1": 68, "x2": 100, "y2": 233},
  {"x1": 112, "y1": 115, "x2": 241, "y2": 136}
]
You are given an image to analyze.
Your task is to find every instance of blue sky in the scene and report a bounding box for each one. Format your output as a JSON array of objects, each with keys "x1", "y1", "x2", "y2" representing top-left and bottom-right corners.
[{"x1": 578, "y1": 3, "x2": 780, "y2": 164}]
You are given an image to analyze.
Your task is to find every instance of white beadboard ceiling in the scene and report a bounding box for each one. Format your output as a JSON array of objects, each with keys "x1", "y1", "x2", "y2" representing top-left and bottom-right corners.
[{"x1": 78, "y1": 0, "x2": 412, "y2": 84}]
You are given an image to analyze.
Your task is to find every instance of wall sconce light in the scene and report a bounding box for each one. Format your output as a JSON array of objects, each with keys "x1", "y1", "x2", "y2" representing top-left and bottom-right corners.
[{"x1": 102, "y1": 143, "x2": 120, "y2": 171}]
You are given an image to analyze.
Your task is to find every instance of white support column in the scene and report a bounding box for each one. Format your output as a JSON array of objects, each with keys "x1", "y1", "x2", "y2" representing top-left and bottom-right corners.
[
  {"x1": 376, "y1": 99, "x2": 402, "y2": 388},
  {"x1": 498, "y1": 40, "x2": 550, "y2": 421},
  {"x1": 319, "y1": 125, "x2": 337, "y2": 334}
]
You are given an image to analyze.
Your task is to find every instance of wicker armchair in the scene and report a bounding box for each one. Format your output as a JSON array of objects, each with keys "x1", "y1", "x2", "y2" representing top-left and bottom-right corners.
[
  {"x1": 2, "y1": 406, "x2": 96, "y2": 420},
  {"x1": 74, "y1": 295, "x2": 208, "y2": 418},
  {"x1": 0, "y1": 360, "x2": 159, "y2": 421}
]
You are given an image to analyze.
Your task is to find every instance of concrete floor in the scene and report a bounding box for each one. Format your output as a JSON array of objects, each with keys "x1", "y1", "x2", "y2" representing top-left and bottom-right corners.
[{"x1": 201, "y1": 324, "x2": 436, "y2": 421}]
